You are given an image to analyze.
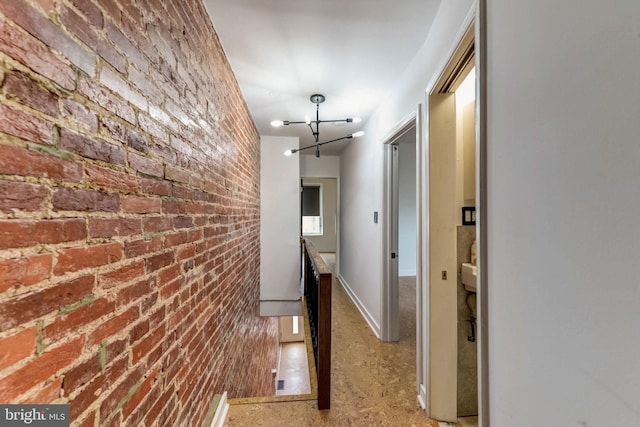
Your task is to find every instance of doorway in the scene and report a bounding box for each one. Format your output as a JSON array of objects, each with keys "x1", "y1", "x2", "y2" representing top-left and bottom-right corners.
[
  {"x1": 424, "y1": 22, "x2": 479, "y2": 424},
  {"x1": 382, "y1": 114, "x2": 419, "y2": 343}
]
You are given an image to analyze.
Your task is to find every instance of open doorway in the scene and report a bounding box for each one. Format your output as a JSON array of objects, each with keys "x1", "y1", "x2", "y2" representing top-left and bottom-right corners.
[
  {"x1": 382, "y1": 115, "x2": 419, "y2": 343},
  {"x1": 424, "y1": 22, "x2": 479, "y2": 425}
]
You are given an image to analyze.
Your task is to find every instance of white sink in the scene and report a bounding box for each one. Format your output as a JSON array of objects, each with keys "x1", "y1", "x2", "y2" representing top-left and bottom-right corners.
[{"x1": 461, "y1": 263, "x2": 477, "y2": 292}]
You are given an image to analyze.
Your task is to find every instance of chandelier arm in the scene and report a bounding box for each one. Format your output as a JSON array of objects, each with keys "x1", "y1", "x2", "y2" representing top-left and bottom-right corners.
[
  {"x1": 316, "y1": 119, "x2": 353, "y2": 124},
  {"x1": 294, "y1": 134, "x2": 354, "y2": 153}
]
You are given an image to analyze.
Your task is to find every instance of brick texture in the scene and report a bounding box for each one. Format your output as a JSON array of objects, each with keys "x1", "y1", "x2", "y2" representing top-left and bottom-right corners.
[{"x1": 0, "y1": 0, "x2": 278, "y2": 425}]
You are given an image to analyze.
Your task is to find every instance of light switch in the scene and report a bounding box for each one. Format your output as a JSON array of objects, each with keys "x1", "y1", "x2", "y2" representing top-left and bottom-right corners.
[{"x1": 373, "y1": 211, "x2": 378, "y2": 223}]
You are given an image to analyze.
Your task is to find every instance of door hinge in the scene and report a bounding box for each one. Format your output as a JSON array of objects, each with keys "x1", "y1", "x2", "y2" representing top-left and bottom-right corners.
[{"x1": 391, "y1": 252, "x2": 397, "y2": 259}]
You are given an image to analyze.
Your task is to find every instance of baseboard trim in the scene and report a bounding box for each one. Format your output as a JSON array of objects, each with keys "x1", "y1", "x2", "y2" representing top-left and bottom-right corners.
[
  {"x1": 336, "y1": 274, "x2": 381, "y2": 338},
  {"x1": 205, "y1": 392, "x2": 229, "y2": 427}
]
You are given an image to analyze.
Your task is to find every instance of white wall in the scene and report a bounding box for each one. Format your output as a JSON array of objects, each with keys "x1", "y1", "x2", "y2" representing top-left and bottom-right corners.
[
  {"x1": 300, "y1": 154, "x2": 340, "y2": 178},
  {"x1": 486, "y1": 1, "x2": 640, "y2": 425},
  {"x1": 260, "y1": 136, "x2": 301, "y2": 306},
  {"x1": 398, "y1": 136, "x2": 417, "y2": 276},
  {"x1": 339, "y1": 0, "x2": 474, "y2": 338}
]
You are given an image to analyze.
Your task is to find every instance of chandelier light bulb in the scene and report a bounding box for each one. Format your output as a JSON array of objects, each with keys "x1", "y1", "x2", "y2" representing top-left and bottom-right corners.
[
  {"x1": 352, "y1": 117, "x2": 362, "y2": 123},
  {"x1": 284, "y1": 149, "x2": 293, "y2": 156},
  {"x1": 305, "y1": 115, "x2": 311, "y2": 124},
  {"x1": 271, "y1": 120, "x2": 284, "y2": 127},
  {"x1": 352, "y1": 131, "x2": 365, "y2": 138}
]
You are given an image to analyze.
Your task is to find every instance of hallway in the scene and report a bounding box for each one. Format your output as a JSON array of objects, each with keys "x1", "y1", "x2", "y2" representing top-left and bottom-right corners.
[{"x1": 225, "y1": 255, "x2": 437, "y2": 426}]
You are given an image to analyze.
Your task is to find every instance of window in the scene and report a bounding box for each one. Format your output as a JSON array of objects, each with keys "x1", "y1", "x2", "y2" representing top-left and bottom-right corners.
[{"x1": 302, "y1": 185, "x2": 322, "y2": 235}]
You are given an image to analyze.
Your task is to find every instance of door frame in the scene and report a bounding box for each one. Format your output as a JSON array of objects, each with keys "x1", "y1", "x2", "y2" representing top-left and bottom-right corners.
[
  {"x1": 419, "y1": 2, "x2": 489, "y2": 422},
  {"x1": 381, "y1": 110, "x2": 420, "y2": 343}
]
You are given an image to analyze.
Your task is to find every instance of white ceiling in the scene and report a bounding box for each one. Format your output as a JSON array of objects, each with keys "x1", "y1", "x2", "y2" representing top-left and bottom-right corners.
[{"x1": 203, "y1": 0, "x2": 441, "y2": 156}]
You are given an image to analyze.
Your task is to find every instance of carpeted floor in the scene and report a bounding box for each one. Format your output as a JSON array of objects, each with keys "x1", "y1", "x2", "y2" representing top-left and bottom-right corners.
[{"x1": 224, "y1": 256, "x2": 437, "y2": 426}]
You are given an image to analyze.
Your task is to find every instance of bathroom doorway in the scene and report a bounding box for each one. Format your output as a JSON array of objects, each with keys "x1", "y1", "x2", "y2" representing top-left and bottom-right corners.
[{"x1": 423, "y1": 21, "x2": 480, "y2": 424}]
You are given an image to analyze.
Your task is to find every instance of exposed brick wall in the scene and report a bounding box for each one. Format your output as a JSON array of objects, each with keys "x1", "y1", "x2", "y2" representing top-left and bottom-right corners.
[{"x1": 0, "y1": 0, "x2": 278, "y2": 425}]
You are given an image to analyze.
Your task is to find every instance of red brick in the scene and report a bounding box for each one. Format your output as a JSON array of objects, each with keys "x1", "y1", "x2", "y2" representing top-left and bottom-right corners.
[
  {"x1": 69, "y1": 0, "x2": 104, "y2": 28},
  {"x1": 0, "y1": 181, "x2": 48, "y2": 213},
  {"x1": 129, "y1": 151, "x2": 163, "y2": 177},
  {"x1": 103, "y1": 118, "x2": 149, "y2": 154},
  {"x1": 132, "y1": 323, "x2": 165, "y2": 364},
  {"x1": 116, "y1": 277, "x2": 154, "y2": 306},
  {"x1": 124, "y1": 237, "x2": 162, "y2": 259},
  {"x1": 60, "y1": 5, "x2": 123, "y2": 73},
  {"x1": 0, "y1": 21, "x2": 75, "y2": 90},
  {"x1": 98, "y1": 260, "x2": 145, "y2": 289},
  {"x1": 138, "y1": 112, "x2": 168, "y2": 141},
  {"x1": 162, "y1": 199, "x2": 186, "y2": 214},
  {"x1": 128, "y1": 319, "x2": 149, "y2": 344},
  {"x1": 140, "y1": 292, "x2": 157, "y2": 314},
  {"x1": 100, "y1": 67, "x2": 147, "y2": 111},
  {"x1": 75, "y1": 411, "x2": 96, "y2": 427},
  {"x1": 0, "y1": 218, "x2": 86, "y2": 250},
  {"x1": 189, "y1": 228, "x2": 203, "y2": 242},
  {"x1": 122, "y1": 366, "x2": 160, "y2": 419},
  {"x1": 125, "y1": 128, "x2": 149, "y2": 153},
  {"x1": 61, "y1": 99, "x2": 98, "y2": 133},
  {"x1": 0, "y1": 253, "x2": 52, "y2": 293},
  {"x1": 173, "y1": 216, "x2": 193, "y2": 229},
  {"x1": 177, "y1": 245, "x2": 196, "y2": 261},
  {"x1": 85, "y1": 163, "x2": 139, "y2": 193},
  {"x1": 160, "y1": 277, "x2": 182, "y2": 300},
  {"x1": 0, "y1": 144, "x2": 82, "y2": 181},
  {"x1": 105, "y1": 20, "x2": 148, "y2": 73},
  {"x1": 3, "y1": 70, "x2": 59, "y2": 117},
  {"x1": 142, "y1": 216, "x2": 172, "y2": 233},
  {"x1": 78, "y1": 77, "x2": 135, "y2": 124},
  {"x1": 88, "y1": 306, "x2": 139, "y2": 346},
  {"x1": 53, "y1": 188, "x2": 119, "y2": 212},
  {"x1": 121, "y1": 195, "x2": 161, "y2": 214},
  {"x1": 121, "y1": 378, "x2": 162, "y2": 427},
  {"x1": 149, "y1": 140, "x2": 177, "y2": 165},
  {"x1": 0, "y1": 275, "x2": 94, "y2": 330},
  {"x1": 0, "y1": 327, "x2": 37, "y2": 371},
  {"x1": 164, "y1": 165, "x2": 190, "y2": 184},
  {"x1": 145, "y1": 251, "x2": 174, "y2": 272},
  {"x1": 20, "y1": 377, "x2": 62, "y2": 404},
  {"x1": 165, "y1": 230, "x2": 188, "y2": 247},
  {"x1": 140, "y1": 178, "x2": 171, "y2": 196},
  {"x1": 0, "y1": 103, "x2": 54, "y2": 145},
  {"x1": 0, "y1": 336, "x2": 85, "y2": 402},
  {"x1": 44, "y1": 298, "x2": 116, "y2": 343},
  {"x1": 60, "y1": 129, "x2": 125, "y2": 165},
  {"x1": 106, "y1": 338, "x2": 127, "y2": 362},
  {"x1": 60, "y1": 3, "x2": 97, "y2": 47},
  {"x1": 100, "y1": 367, "x2": 143, "y2": 419},
  {"x1": 67, "y1": 356, "x2": 127, "y2": 420},
  {"x1": 54, "y1": 242, "x2": 122, "y2": 275},
  {"x1": 63, "y1": 354, "x2": 101, "y2": 393},
  {"x1": 89, "y1": 217, "x2": 141, "y2": 238},
  {"x1": 34, "y1": 0, "x2": 56, "y2": 14},
  {"x1": 97, "y1": 0, "x2": 122, "y2": 23},
  {"x1": 0, "y1": 0, "x2": 96, "y2": 75}
]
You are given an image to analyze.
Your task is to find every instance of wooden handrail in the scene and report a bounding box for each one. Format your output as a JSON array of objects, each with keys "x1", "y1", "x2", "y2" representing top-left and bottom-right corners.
[{"x1": 302, "y1": 239, "x2": 332, "y2": 410}]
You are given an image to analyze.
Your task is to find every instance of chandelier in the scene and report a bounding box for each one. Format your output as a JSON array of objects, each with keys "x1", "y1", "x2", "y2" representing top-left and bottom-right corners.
[{"x1": 271, "y1": 94, "x2": 364, "y2": 157}]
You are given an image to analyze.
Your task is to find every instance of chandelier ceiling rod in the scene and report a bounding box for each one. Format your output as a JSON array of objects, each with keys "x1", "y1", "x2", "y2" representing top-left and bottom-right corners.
[{"x1": 271, "y1": 94, "x2": 364, "y2": 157}]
